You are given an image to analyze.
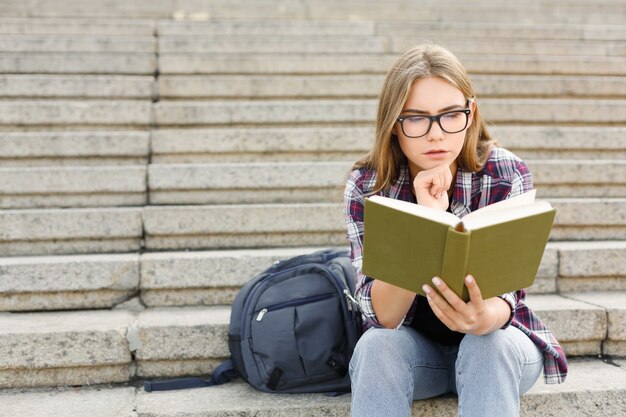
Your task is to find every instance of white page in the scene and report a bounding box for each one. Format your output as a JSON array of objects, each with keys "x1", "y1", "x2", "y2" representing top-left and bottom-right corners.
[
  {"x1": 461, "y1": 189, "x2": 537, "y2": 224},
  {"x1": 367, "y1": 195, "x2": 460, "y2": 227},
  {"x1": 462, "y1": 200, "x2": 553, "y2": 230}
]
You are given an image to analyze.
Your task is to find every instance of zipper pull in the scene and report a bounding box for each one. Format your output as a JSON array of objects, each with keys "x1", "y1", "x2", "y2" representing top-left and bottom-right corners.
[
  {"x1": 256, "y1": 308, "x2": 268, "y2": 321},
  {"x1": 343, "y1": 290, "x2": 359, "y2": 311}
]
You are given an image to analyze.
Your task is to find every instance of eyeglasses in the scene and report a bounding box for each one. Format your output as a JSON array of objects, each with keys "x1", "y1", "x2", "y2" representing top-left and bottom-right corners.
[{"x1": 396, "y1": 108, "x2": 471, "y2": 138}]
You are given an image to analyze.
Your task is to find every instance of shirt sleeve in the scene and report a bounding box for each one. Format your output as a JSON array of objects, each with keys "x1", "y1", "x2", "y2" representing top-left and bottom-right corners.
[
  {"x1": 497, "y1": 159, "x2": 534, "y2": 329},
  {"x1": 343, "y1": 170, "x2": 384, "y2": 329}
]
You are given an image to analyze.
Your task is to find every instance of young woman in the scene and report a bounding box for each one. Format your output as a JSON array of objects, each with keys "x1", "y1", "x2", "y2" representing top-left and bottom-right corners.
[{"x1": 343, "y1": 44, "x2": 568, "y2": 417}]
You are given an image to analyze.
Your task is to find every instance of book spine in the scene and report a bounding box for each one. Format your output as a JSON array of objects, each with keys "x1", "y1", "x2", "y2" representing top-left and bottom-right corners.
[{"x1": 440, "y1": 227, "x2": 471, "y2": 302}]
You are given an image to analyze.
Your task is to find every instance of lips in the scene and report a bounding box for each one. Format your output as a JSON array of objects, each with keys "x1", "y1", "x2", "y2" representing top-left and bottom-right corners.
[{"x1": 425, "y1": 149, "x2": 448, "y2": 155}]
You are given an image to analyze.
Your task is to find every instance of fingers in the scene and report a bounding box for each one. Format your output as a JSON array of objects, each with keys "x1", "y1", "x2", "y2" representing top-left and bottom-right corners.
[
  {"x1": 413, "y1": 165, "x2": 452, "y2": 209},
  {"x1": 422, "y1": 276, "x2": 488, "y2": 335},
  {"x1": 422, "y1": 283, "x2": 459, "y2": 331},
  {"x1": 427, "y1": 277, "x2": 467, "y2": 312},
  {"x1": 429, "y1": 167, "x2": 452, "y2": 199},
  {"x1": 425, "y1": 292, "x2": 458, "y2": 331},
  {"x1": 465, "y1": 275, "x2": 485, "y2": 308}
]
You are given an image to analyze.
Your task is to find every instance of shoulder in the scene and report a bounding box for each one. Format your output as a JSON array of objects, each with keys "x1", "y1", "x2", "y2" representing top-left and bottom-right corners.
[
  {"x1": 346, "y1": 167, "x2": 378, "y2": 196},
  {"x1": 475, "y1": 146, "x2": 533, "y2": 201},
  {"x1": 480, "y1": 146, "x2": 530, "y2": 182}
]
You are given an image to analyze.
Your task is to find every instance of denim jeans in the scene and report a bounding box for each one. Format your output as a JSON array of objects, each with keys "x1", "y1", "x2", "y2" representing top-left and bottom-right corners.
[{"x1": 349, "y1": 325, "x2": 544, "y2": 417}]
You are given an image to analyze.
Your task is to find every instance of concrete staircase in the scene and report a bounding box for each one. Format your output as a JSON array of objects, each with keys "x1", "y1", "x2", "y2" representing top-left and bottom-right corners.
[{"x1": 1, "y1": 0, "x2": 625, "y2": 415}]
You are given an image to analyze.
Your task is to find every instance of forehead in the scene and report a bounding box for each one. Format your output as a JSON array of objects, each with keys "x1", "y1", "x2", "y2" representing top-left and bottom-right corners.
[{"x1": 403, "y1": 77, "x2": 465, "y2": 111}]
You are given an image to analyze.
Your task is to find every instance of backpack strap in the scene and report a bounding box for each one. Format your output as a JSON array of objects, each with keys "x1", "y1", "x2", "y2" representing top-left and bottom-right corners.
[{"x1": 144, "y1": 359, "x2": 237, "y2": 392}]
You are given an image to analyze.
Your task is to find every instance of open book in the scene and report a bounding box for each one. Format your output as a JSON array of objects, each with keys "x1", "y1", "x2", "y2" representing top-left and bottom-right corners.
[{"x1": 362, "y1": 190, "x2": 556, "y2": 301}]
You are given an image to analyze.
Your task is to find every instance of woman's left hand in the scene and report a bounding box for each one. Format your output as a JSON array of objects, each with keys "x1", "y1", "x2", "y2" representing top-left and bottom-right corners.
[{"x1": 422, "y1": 275, "x2": 501, "y2": 336}]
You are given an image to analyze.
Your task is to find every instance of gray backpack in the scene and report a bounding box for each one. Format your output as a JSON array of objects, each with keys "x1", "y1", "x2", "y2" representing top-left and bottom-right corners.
[{"x1": 144, "y1": 248, "x2": 362, "y2": 393}]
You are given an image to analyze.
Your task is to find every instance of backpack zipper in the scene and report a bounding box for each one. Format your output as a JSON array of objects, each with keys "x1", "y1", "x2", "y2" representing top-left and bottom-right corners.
[{"x1": 256, "y1": 292, "x2": 335, "y2": 322}]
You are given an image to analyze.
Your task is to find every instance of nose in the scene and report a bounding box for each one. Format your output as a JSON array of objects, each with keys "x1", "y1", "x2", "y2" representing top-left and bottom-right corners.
[{"x1": 427, "y1": 119, "x2": 444, "y2": 141}]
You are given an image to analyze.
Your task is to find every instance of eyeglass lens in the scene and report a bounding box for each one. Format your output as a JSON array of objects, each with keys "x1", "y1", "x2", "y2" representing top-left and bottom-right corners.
[{"x1": 401, "y1": 111, "x2": 468, "y2": 138}]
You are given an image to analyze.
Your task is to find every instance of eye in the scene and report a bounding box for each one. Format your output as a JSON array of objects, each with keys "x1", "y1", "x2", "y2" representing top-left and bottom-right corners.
[
  {"x1": 405, "y1": 116, "x2": 428, "y2": 124},
  {"x1": 442, "y1": 112, "x2": 462, "y2": 120}
]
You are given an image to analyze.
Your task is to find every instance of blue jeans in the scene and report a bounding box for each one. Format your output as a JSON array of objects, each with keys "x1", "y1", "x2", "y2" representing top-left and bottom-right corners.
[{"x1": 349, "y1": 325, "x2": 544, "y2": 417}]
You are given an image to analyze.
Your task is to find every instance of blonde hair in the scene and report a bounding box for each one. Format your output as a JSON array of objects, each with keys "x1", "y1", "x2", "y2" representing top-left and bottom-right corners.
[{"x1": 354, "y1": 44, "x2": 496, "y2": 193}]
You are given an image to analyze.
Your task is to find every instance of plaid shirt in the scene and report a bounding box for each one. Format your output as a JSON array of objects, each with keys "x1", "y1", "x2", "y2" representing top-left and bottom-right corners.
[{"x1": 343, "y1": 146, "x2": 568, "y2": 384}]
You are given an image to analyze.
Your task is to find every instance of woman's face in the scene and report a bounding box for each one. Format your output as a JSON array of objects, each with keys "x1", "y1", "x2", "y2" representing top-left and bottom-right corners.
[{"x1": 394, "y1": 76, "x2": 475, "y2": 174}]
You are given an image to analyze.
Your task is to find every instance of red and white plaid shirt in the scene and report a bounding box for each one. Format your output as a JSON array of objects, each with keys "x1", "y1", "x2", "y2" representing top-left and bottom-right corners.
[{"x1": 343, "y1": 146, "x2": 568, "y2": 384}]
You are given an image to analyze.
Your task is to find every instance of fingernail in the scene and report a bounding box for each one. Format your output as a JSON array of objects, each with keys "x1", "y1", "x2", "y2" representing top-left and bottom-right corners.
[
  {"x1": 422, "y1": 284, "x2": 431, "y2": 294},
  {"x1": 432, "y1": 277, "x2": 442, "y2": 287},
  {"x1": 465, "y1": 275, "x2": 473, "y2": 284}
]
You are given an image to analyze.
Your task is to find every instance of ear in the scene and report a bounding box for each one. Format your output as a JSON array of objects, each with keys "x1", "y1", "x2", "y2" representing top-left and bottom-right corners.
[{"x1": 467, "y1": 99, "x2": 477, "y2": 128}]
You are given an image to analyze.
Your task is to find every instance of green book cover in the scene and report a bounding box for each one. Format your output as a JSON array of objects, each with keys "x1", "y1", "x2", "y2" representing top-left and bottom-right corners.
[{"x1": 362, "y1": 191, "x2": 556, "y2": 302}]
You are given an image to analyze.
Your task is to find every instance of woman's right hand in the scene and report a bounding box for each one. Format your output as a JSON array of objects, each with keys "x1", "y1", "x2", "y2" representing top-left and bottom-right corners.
[{"x1": 413, "y1": 164, "x2": 453, "y2": 211}]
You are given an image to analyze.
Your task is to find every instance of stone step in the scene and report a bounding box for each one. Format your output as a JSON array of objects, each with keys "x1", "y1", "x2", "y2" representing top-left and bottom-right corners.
[
  {"x1": 147, "y1": 160, "x2": 626, "y2": 206},
  {"x1": 147, "y1": 162, "x2": 346, "y2": 205},
  {"x1": 135, "y1": 361, "x2": 626, "y2": 417},
  {"x1": 158, "y1": 74, "x2": 626, "y2": 99},
  {"x1": 0, "y1": 131, "x2": 150, "y2": 167},
  {"x1": 0, "y1": 293, "x2": 623, "y2": 388},
  {"x1": 142, "y1": 199, "x2": 626, "y2": 252},
  {"x1": 390, "y1": 37, "x2": 626, "y2": 56},
  {"x1": 0, "y1": 207, "x2": 143, "y2": 257},
  {"x1": 0, "y1": 17, "x2": 155, "y2": 35},
  {"x1": 2, "y1": 0, "x2": 624, "y2": 21},
  {"x1": 157, "y1": 20, "x2": 376, "y2": 36},
  {"x1": 551, "y1": 241, "x2": 626, "y2": 292},
  {"x1": 137, "y1": 242, "x2": 625, "y2": 308},
  {"x1": 3, "y1": 359, "x2": 626, "y2": 417},
  {"x1": 0, "y1": 75, "x2": 154, "y2": 99},
  {"x1": 142, "y1": 203, "x2": 345, "y2": 250},
  {"x1": 3, "y1": 241, "x2": 625, "y2": 311},
  {"x1": 153, "y1": 99, "x2": 626, "y2": 127},
  {"x1": 0, "y1": 165, "x2": 147, "y2": 208},
  {"x1": 561, "y1": 292, "x2": 626, "y2": 356},
  {"x1": 306, "y1": 2, "x2": 626, "y2": 25},
  {"x1": 2, "y1": 386, "x2": 137, "y2": 417},
  {"x1": 158, "y1": 35, "x2": 387, "y2": 54},
  {"x1": 171, "y1": 0, "x2": 308, "y2": 21},
  {"x1": 157, "y1": 35, "x2": 626, "y2": 57},
  {"x1": 159, "y1": 53, "x2": 626, "y2": 76},
  {"x1": 0, "y1": 253, "x2": 140, "y2": 312},
  {"x1": 3, "y1": 199, "x2": 617, "y2": 257},
  {"x1": 150, "y1": 126, "x2": 626, "y2": 163},
  {"x1": 0, "y1": 35, "x2": 155, "y2": 53},
  {"x1": 0, "y1": 0, "x2": 173, "y2": 19},
  {"x1": 0, "y1": 309, "x2": 134, "y2": 388},
  {"x1": 376, "y1": 21, "x2": 626, "y2": 41},
  {"x1": 155, "y1": 20, "x2": 626, "y2": 41},
  {"x1": 0, "y1": 52, "x2": 156, "y2": 74},
  {"x1": 0, "y1": 100, "x2": 151, "y2": 128}
]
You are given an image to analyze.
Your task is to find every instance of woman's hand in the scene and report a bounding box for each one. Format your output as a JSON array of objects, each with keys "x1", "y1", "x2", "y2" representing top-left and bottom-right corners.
[
  {"x1": 421, "y1": 275, "x2": 511, "y2": 336},
  {"x1": 413, "y1": 164, "x2": 453, "y2": 211}
]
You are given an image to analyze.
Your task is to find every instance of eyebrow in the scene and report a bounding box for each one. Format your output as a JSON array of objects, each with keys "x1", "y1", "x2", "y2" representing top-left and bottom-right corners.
[{"x1": 402, "y1": 103, "x2": 466, "y2": 114}]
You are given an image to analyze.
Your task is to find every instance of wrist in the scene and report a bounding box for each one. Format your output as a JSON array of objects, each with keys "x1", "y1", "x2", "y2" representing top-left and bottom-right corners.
[{"x1": 480, "y1": 298, "x2": 512, "y2": 335}]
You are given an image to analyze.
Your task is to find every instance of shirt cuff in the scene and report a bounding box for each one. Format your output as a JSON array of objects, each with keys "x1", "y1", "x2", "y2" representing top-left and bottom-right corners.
[{"x1": 497, "y1": 292, "x2": 516, "y2": 329}]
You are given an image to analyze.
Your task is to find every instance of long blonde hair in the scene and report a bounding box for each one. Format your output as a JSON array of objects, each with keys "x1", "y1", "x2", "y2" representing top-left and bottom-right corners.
[{"x1": 354, "y1": 44, "x2": 496, "y2": 193}]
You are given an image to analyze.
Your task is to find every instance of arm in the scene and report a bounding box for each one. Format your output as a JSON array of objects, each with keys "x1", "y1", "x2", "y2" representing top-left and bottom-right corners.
[
  {"x1": 371, "y1": 281, "x2": 416, "y2": 329},
  {"x1": 344, "y1": 170, "x2": 416, "y2": 329}
]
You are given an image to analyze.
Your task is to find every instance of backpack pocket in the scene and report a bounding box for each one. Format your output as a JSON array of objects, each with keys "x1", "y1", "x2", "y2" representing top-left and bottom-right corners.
[{"x1": 250, "y1": 292, "x2": 342, "y2": 390}]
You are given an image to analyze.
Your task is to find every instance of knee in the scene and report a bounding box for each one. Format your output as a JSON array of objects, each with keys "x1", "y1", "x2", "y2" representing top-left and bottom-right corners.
[
  {"x1": 459, "y1": 330, "x2": 517, "y2": 362},
  {"x1": 350, "y1": 328, "x2": 408, "y2": 371}
]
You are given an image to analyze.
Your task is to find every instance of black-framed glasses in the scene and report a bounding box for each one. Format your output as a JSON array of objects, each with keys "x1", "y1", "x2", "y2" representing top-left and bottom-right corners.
[{"x1": 396, "y1": 108, "x2": 471, "y2": 138}]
